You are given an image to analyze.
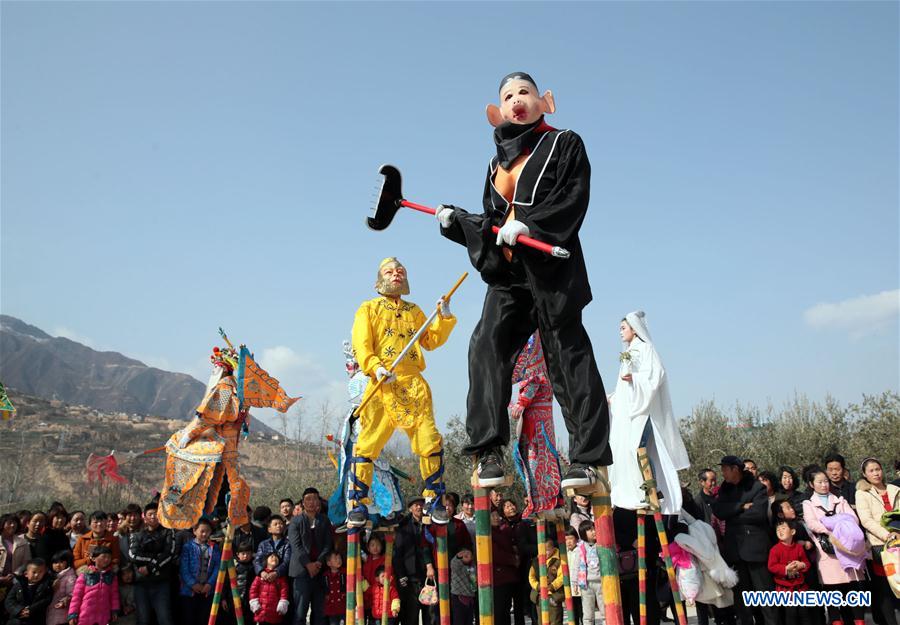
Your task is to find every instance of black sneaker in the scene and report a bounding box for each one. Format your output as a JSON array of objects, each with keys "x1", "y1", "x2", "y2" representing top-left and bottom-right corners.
[
  {"x1": 347, "y1": 506, "x2": 369, "y2": 528},
  {"x1": 475, "y1": 448, "x2": 505, "y2": 487},
  {"x1": 424, "y1": 497, "x2": 449, "y2": 525},
  {"x1": 377, "y1": 512, "x2": 400, "y2": 528},
  {"x1": 560, "y1": 464, "x2": 598, "y2": 490}
]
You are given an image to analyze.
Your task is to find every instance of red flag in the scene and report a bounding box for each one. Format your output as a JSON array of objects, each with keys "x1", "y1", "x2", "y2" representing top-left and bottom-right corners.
[{"x1": 86, "y1": 453, "x2": 128, "y2": 485}]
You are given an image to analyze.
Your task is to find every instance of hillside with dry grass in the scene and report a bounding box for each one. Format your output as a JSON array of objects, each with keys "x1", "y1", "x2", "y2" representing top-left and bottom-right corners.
[{"x1": 0, "y1": 391, "x2": 338, "y2": 513}]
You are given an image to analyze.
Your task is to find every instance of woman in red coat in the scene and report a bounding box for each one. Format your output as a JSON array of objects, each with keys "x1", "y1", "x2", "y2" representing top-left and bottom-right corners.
[{"x1": 249, "y1": 553, "x2": 289, "y2": 624}]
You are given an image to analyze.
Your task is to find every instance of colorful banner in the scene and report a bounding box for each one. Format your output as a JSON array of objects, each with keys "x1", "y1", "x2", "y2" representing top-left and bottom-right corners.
[{"x1": 237, "y1": 346, "x2": 300, "y2": 412}]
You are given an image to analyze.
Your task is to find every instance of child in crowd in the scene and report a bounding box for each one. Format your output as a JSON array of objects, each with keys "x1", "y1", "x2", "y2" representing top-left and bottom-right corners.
[
  {"x1": 68, "y1": 546, "x2": 120, "y2": 625},
  {"x1": 4, "y1": 558, "x2": 53, "y2": 625},
  {"x1": 323, "y1": 551, "x2": 346, "y2": 625},
  {"x1": 571, "y1": 520, "x2": 602, "y2": 625},
  {"x1": 361, "y1": 533, "x2": 385, "y2": 623},
  {"x1": 564, "y1": 528, "x2": 583, "y2": 625},
  {"x1": 249, "y1": 553, "x2": 289, "y2": 625},
  {"x1": 117, "y1": 564, "x2": 137, "y2": 625},
  {"x1": 46, "y1": 551, "x2": 76, "y2": 625},
  {"x1": 361, "y1": 534, "x2": 385, "y2": 589},
  {"x1": 73, "y1": 512, "x2": 121, "y2": 570},
  {"x1": 235, "y1": 542, "x2": 257, "y2": 610},
  {"x1": 366, "y1": 565, "x2": 399, "y2": 625},
  {"x1": 529, "y1": 536, "x2": 564, "y2": 625},
  {"x1": 449, "y1": 547, "x2": 476, "y2": 625},
  {"x1": 767, "y1": 520, "x2": 812, "y2": 625},
  {"x1": 254, "y1": 515, "x2": 291, "y2": 582},
  {"x1": 217, "y1": 543, "x2": 257, "y2": 625},
  {"x1": 179, "y1": 518, "x2": 221, "y2": 625}
]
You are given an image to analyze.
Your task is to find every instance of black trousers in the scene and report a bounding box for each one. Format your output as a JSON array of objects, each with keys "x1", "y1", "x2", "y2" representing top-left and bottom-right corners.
[
  {"x1": 732, "y1": 560, "x2": 778, "y2": 625},
  {"x1": 399, "y1": 579, "x2": 436, "y2": 625},
  {"x1": 464, "y1": 278, "x2": 611, "y2": 466}
]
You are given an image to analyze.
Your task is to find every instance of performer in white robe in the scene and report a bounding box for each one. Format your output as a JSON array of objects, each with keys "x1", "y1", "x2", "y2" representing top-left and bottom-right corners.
[{"x1": 608, "y1": 310, "x2": 689, "y2": 514}]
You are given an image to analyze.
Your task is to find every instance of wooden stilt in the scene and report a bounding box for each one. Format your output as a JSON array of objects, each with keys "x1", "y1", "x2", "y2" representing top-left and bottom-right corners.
[
  {"x1": 207, "y1": 524, "x2": 245, "y2": 625},
  {"x1": 356, "y1": 541, "x2": 365, "y2": 625},
  {"x1": 637, "y1": 511, "x2": 647, "y2": 625},
  {"x1": 435, "y1": 524, "x2": 451, "y2": 625},
  {"x1": 346, "y1": 528, "x2": 360, "y2": 625},
  {"x1": 637, "y1": 446, "x2": 687, "y2": 625},
  {"x1": 553, "y1": 516, "x2": 577, "y2": 625},
  {"x1": 536, "y1": 517, "x2": 551, "y2": 625},
  {"x1": 472, "y1": 472, "x2": 511, "y2": 625},
  {"x1": 566, "y1": 467, "x2": 624, "y2": 625},
  {"x1": 381, "y1": 530, "x2": 395, "y2": 625}
]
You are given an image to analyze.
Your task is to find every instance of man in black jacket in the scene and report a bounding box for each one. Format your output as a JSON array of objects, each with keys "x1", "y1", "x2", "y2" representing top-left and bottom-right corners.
[
  {"x1": 824, "y1": 452, "x2": 857, "y2": 506},
  {"x1": 393, "y1": 497, "x2": 435, "y2": 625},
  {"x1": 694, "y1": 468, "x2": 717, "y2": 525},
  {"x1": 711, "y1": 456, "x2": 777, "y2": 625},
  {"x1": 4, "y1": 558, "x2": 53, "y2": 625},
  {"x1": 129, "y1": 503, "x2": 175, "y2": 625},
  {"x1": 288, "y1": 488, "x2": 333, "y2": 625}
]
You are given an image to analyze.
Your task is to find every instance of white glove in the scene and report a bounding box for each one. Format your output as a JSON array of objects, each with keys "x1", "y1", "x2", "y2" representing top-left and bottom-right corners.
[
  {"x1": 495, "y1": 219, "x2": 529, "y2": 246},
  {"x1": 177, "y1": 432, "x2": 192, "y2": 449},
  {"x1": 375, "y1": 366, "x2": 396, "y2": 385},
  {"x1": 436, "y1": 204, "x2": 456, "y2": 229},
  {"x1": 276, "y1": 599, "x2": 289, "y2": 615},
  {"x1": 249, "y1": 599, "x2": 260, "y2": 613},
  {"x1": 437, "y1": 298, "x2": 452, "y2": 319}
]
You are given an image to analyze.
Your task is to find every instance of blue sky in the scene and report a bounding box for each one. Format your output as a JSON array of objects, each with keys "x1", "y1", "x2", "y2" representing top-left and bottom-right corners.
[{"x1": 2, "y1": 2, "x2": 897, "y2": 442}]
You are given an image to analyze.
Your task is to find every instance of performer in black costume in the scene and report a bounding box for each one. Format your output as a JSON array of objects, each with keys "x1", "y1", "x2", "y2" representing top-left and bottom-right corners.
[{"x1": 436, "y1": 72, "x2": 611, "y2": 488}]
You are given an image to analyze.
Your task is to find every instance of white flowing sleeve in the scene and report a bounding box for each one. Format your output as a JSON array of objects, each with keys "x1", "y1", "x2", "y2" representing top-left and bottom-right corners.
[{"x1": 627, "y1": 342, "x2": 665, "y2": 418}]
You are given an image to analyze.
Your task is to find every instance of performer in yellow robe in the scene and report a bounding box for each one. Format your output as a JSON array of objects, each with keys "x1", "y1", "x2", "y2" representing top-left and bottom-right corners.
[{"x1": 349, "y1": 257, "x2": 456, "y2": 526}]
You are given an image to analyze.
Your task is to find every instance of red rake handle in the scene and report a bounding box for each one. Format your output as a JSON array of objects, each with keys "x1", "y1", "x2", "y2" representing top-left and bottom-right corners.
[{"x1": 400, "y1": 200, "x2": 570, "y2": 259}]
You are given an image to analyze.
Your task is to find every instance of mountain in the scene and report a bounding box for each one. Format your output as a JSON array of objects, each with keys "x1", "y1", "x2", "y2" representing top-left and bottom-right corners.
[{"x1": 0, "y1": 315, "x2": 208, "y2": 421}]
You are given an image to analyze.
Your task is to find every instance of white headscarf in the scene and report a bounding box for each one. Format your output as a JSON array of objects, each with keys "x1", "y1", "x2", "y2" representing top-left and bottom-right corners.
[{"x1": 624, "y1": 310, "x2": 652, "y2": 346}]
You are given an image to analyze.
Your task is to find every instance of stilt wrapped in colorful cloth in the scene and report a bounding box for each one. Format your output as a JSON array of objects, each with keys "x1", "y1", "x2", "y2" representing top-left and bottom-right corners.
[
  {"x1": 510, "y1": 332, "x2": 564, "y2": 518},
  {"x1": 554, "y1": 518, "x2": 577, "y2": 625},
  {"x1": 346, "y1": 530, "x2": 360, "y2": 625},
  {"x1": 435, "y1": 524, "x2": 451, "y2": 625},
  {"x1": 638, "y1": 446, "x2": 688, "y2": 625},
  {"x1": 380, "y1": 531, "x2": 395, "y2": 625},
  {"x1": 536, "y1": 518, "x2": 551, "y2": 625},
  {"x1": 158, "y1": 340, "x2": 299, "y2": 529},
  {"x1": 566, "y1": 468, "x2": 624, "y2": 625},
  {"x1": 473, "y1": 481, "x2": 495, "y2": 625}
]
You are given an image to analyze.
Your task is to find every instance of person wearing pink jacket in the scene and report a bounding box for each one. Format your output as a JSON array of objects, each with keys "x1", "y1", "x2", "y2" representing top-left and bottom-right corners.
[
  {"x1": 67, "y1": 546, "x2": 120, "y2": 625},
  {"x1": 47, "y1": 552, "x2": 77, "y2": 625},
  {"x1": 802, "y1": 469, "x2": 866, "y2": 625}
]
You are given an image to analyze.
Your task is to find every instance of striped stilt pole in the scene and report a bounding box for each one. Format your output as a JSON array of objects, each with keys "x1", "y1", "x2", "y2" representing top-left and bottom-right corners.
[
  {"x1": 554, "y1": 517, "x2": 577, "y2": 625},
  {"x1": 589, "y1": 467, "x2": 624, "y2": 625},
  {"x1": 207, "y1": 523, "x2": 234, "y2": 625},
  {"x1": 637, "y1": 511, "x2": 647, "y2": 625},
  {"x1": 473, "y1": 482, "x2": 495, "y2": 625},
  {"x1": 226, "y1": 557, "x2": 246, "y2": 625},
  {"x1": 346, "y1": 528, "x2": 360, "y2": 625},
  {"x1": 435, "y1": 524, "x2": 451, "y2": 625},
  {"x1": 381, "y1": 531, "x2": 395, "y2": 625},
  {"x1": 356, "y1": 543, "x2": 365, "y2": 625},
  {"x1": 536, "y1": 517, "x2": 551, "y2": 625},
  {"x1": 637, "y1": 446, "x2": 687, "y2": 625}
]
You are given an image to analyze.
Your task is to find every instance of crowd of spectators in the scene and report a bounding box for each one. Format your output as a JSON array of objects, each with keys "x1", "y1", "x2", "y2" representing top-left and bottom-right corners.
[{"x1": 0, "y1": 454, "x2": 898, "y2": 625}]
